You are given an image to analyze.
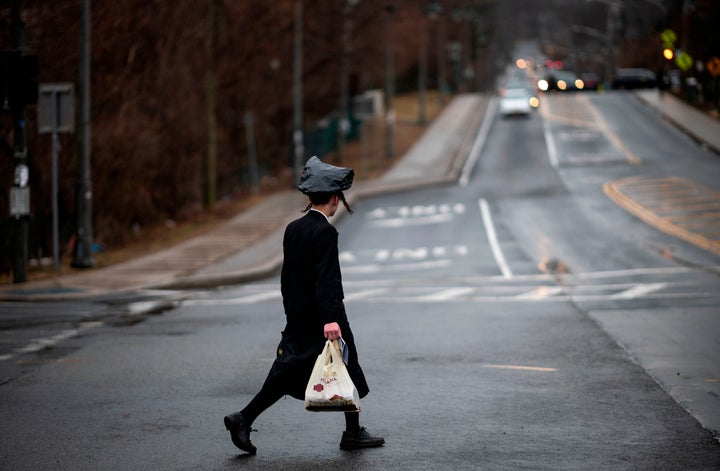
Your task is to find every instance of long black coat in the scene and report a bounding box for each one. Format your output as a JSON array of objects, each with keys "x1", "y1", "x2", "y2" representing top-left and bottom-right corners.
[{"x1": 263, "y1": 210, "x2": 369, "y2": 401}]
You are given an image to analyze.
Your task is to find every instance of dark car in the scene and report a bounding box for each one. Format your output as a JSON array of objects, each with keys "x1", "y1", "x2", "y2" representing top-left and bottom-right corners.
[
  {"x1": 612, "y1": 68, "x2": 657, "y2": 89},
  {"x1": 579, "y1": 73, "x2": 600, "y2": 90},
  {"x1": 539, "y1": 70, "x2": 583, "y2": 92}
]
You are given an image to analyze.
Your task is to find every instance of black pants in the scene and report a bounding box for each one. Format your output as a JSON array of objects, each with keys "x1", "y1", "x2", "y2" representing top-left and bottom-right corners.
[{"x1": 240, "y1": 373, "x2": 360, "y2": 432}]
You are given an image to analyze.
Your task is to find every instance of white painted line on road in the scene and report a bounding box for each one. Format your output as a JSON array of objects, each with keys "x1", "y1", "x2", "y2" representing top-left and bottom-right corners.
[
  {"x1": 479, "y1": 198, "x2": 513, "y2": 279},
  {"x1": 342, "y1": 259, "x2": 452, "y2": 274},
  {"x1": 368, "y1": 291, "x2": 713, "y2": 303},
  {"x1": 370, "y1": 213, "x2": 454, "y2": 228},
  {"x1": 460, "y1": 97, "x2": 496, "y2": 187},
  {"x1": 483, "y1": 364, "x2": 557, "y2": 372},
  {"x1": 417, "y1": 287, "x2": 475, "y2": 302},
  {"x1": 611, "y1": 283, "x2": 667, "y2": 299},
  {"x1": 344, "y1": 288, "x2": 389, "y2": 302},
  {"x1": 516, "y1": 286, "x2": 564, "y2": 299},
  {"x1": 183, "y1": 291, "x2": 281, "y2": 306},
  {"x1": 15, "y1": 329, "x2": 79, "y2": 354},
  {"x1": 0, "y1": 321, "x2": 103, "y2": 363},
  {"x1": 578, "y1": 266, "x2": 705, "y2": 279},
  {"x1": 542, "y1": 116, "x2": 559, "y2": 169}
]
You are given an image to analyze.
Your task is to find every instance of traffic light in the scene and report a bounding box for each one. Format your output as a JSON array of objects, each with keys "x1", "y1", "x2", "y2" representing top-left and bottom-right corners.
[
  {"x1": 20, "y1": 54, "x2": 38, "y2": 106},
  {"x1": 0, "y1": 50, "x2": 38, "y2": 110},
  {"x1": 663, "y1": 48, "x2": 674, "y2": 61}
]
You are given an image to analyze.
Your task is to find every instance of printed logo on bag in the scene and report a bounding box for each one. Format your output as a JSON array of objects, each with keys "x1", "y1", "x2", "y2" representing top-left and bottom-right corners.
[
  {"x1": 313, "y1": 384, "x2": 324, "y2": 392},
  {"x1": 320, "y1": 373, "x2": 338, "y2": 386}
]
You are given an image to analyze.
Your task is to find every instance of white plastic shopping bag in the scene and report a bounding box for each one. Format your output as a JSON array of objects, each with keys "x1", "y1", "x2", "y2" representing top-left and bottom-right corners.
[{"x1": 304, "y1": 339, "x2": 360, "y2": 412}]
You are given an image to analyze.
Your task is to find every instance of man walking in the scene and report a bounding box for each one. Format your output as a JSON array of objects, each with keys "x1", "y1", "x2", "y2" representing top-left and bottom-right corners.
[{"x1": 223, "y1": 157, "x2": 384, "y2": 455}]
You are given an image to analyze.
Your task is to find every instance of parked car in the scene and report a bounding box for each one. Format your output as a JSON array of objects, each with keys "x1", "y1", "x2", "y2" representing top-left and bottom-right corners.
[
  {"x1": 499, "y1": 87, "x2": 534, "y2": 116},
  {"x1": 612, "y1": 68, "x2": 656, "y2": 89}
]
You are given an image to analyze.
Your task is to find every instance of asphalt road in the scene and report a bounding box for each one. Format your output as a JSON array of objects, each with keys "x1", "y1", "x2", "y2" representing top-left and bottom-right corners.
[{"x1": 1, "y1": 91, "x2": 719, "y2": 470}]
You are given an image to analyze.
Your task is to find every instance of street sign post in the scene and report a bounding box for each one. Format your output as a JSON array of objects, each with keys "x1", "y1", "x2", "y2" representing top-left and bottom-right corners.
[
  {"x1": 675, "y1": 51, "x2": 693, "y2": 72},
  {"x1": 707, "y1": 57, "x2": 720, "y2": 77},
  {"x1": 38, "y1": 83, "x2": 74, "y2": 273}
]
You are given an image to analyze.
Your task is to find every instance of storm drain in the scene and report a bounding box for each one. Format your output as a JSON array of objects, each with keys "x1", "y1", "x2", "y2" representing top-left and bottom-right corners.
[{"x1": 604, "y1": 176, "x2": 720, "y2": 255}]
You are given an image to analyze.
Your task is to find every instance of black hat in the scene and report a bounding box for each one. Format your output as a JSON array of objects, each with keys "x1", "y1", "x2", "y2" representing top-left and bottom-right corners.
[{"x1": 297, "y1": 156, "x2": 354, "y2": 194}]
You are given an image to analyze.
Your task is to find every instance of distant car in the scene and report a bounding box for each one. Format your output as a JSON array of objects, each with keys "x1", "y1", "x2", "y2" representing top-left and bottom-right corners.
[
  {"x1": 499, "y1": 87, "x2": 534, "y2": 116},
  {"x1": 612, "y1": 68, "x2": 657, "y2": 89},
  {"x1": 538, "y1": 70, "x2": 584, "y2": 92},
  {"x1": 579, "y1": 73, "x2": 600, "y2": 90}
]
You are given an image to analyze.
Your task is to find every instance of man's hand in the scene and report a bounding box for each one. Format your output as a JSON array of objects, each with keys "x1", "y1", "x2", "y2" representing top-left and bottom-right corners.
[{"x1": 324, "y1": 322, "x2": 342, "y2": 340}]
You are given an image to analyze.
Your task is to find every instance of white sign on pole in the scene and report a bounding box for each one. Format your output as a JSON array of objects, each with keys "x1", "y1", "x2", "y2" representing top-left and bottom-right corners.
[
  {"x1": 38, "y1": 83, "x2": 75, "y2": 272},
  {"x1": 38, "y1": 83, "x2": 74, "y2": 133}
]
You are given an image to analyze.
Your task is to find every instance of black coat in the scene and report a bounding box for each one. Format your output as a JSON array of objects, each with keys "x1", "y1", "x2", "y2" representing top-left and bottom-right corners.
[{"x1": 264, "y1": 210, "x2": 369, "y2": 401}]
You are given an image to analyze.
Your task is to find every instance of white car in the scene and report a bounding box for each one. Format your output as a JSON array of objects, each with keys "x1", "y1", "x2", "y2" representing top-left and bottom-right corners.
[{"x1": 499, "y1": 87, "x2": 534, "y2": 116}]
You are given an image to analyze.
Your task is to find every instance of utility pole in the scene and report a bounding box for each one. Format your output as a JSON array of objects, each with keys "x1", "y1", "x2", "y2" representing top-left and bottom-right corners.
[
  {"x1": 72, "y1": 0, "x2": 94, "y2": 268},
  {"x1": 384, "y1": 2, "x2": 395, "y2": 160},
  {"x1": 10, "y1": 0, "x2": 28, "y2": 282},
  {"x1": 339, "y1": 0, "x2": 358, "y2": 154},
  {"x1": 605, "y1": 1, "x2": 620, "y2": 86},
  {"x1": 427, "y1": 1, "x2": 445, "y2": 105},
  {"x1": 418, "y1": 14, "x2": 428, "y2": 125},
  {"x1": 293, "y1": 0, "x2": 304, "y2": 182},
  {"x1": 204, "y1": 0, "x2": 218, "y2": 210}
]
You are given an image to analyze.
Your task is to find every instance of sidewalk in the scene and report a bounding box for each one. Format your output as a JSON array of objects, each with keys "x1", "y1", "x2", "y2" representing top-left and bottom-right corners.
[
  {"x1": 0, "y1": 94, "x2": 487, "y2": 301},
  {"x1": 1, "y1": 89, "x2": 717, "y2": 302},
  {"x1": 635, "y1": 89, "x2": 720, "y2": 154}
]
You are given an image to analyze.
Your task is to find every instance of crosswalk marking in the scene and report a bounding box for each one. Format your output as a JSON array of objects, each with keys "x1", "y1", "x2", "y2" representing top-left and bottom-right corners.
[
  {"x1": 611, "y1": 283, "x2": 667, "y2": 299},
  {"x1": 183, "y1": 291, "x2": 281, "y2": 306},
  {"x1": 483, "y1": 364, "x2": 557, "y2": 372},
  {"x1": 183, "y1": 277, "x2": 716, "y2": 306},
  {"x1": 516, "y1": 286, "x2": 565, "y2": 299},
  {"x1": 0, "y1": 321, "x2": 102, "y2": 363},
  {"x1": 344, "y1": 288, "x2": 389, "y2": 301},
  {"x1": 342, "y1": 259, "x2": 452, "y2": 274},
  {"x1": 416, "y1": 287, "x2": 475, "y2": 302}
]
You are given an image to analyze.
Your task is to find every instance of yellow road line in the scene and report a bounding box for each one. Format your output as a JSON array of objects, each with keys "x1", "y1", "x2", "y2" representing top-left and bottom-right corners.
[
  {"x1": 580, "y1": 95, "x2": 642, "y2": 166},
  {"x1": 540, "y1": 95, "x2": 641, "y2": 166},
  {"x1": 604, "y1": 176, "x2": 720, "y2": 255}
]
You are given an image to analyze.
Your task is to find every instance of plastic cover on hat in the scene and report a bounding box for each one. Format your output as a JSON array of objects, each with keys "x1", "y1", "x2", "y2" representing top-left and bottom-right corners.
[{"x1": 297, "y1": 156, "x2": 354, "y2": 194}]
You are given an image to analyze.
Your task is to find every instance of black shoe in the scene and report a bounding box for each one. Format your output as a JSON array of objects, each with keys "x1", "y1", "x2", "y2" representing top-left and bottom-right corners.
[
  {"x1": 339, "y1": 427, "x2": 385, "y2": 450},
  {"x1": 224, "y1": 412, "x2": 256, "y2": 455}
]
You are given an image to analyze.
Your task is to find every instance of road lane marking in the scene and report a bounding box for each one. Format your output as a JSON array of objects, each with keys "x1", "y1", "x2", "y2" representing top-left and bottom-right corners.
[
  {"x1": 183, "y1": 291, "x2": 281, "y2": 306},
  {"x1": 342, "y1": 259, "x2": 452, "y2": 274},
  {"x1": 416, "y1": 287, "x2": 475, "y2": 301},
  {"x1": 188, "y1": 279, "x2": 715, "y2": 305},
  {"x1": 371, "y1": 213, "x2": 453, "y2": 228},
  {"x1": 344, "y1": 288, "x2": 389, "y2": 302},
  {"x1": 540, "y1": 94, "x2": 641, "y2": 167},
  {"x1": 542, "y1": 116, "x2": 559, "y2": 168},
  {"x1": 611, "y1": 283, "x2": 667, "y2": 299},
  {"x1": 0, "y1": 322, "x2": 102, "y2": 363},
  {"x1": 580, "y1": 95, "x2": 642, "y2": 165},
  {"x1": 516, "y1": 286, "x2": 565, "y2": 299},
  {"x1": 604, "y1": 176, "x2": 720, "y2": 255},
  {"x1": 483, "y1": 364, "x2": 557, "y2": 372},
  {"x1": 460, "y1": 97, "x2": 496, "y2": 187},
  {"x1": 479, "y1": 198, "x2": 513, "y2": 279}
]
